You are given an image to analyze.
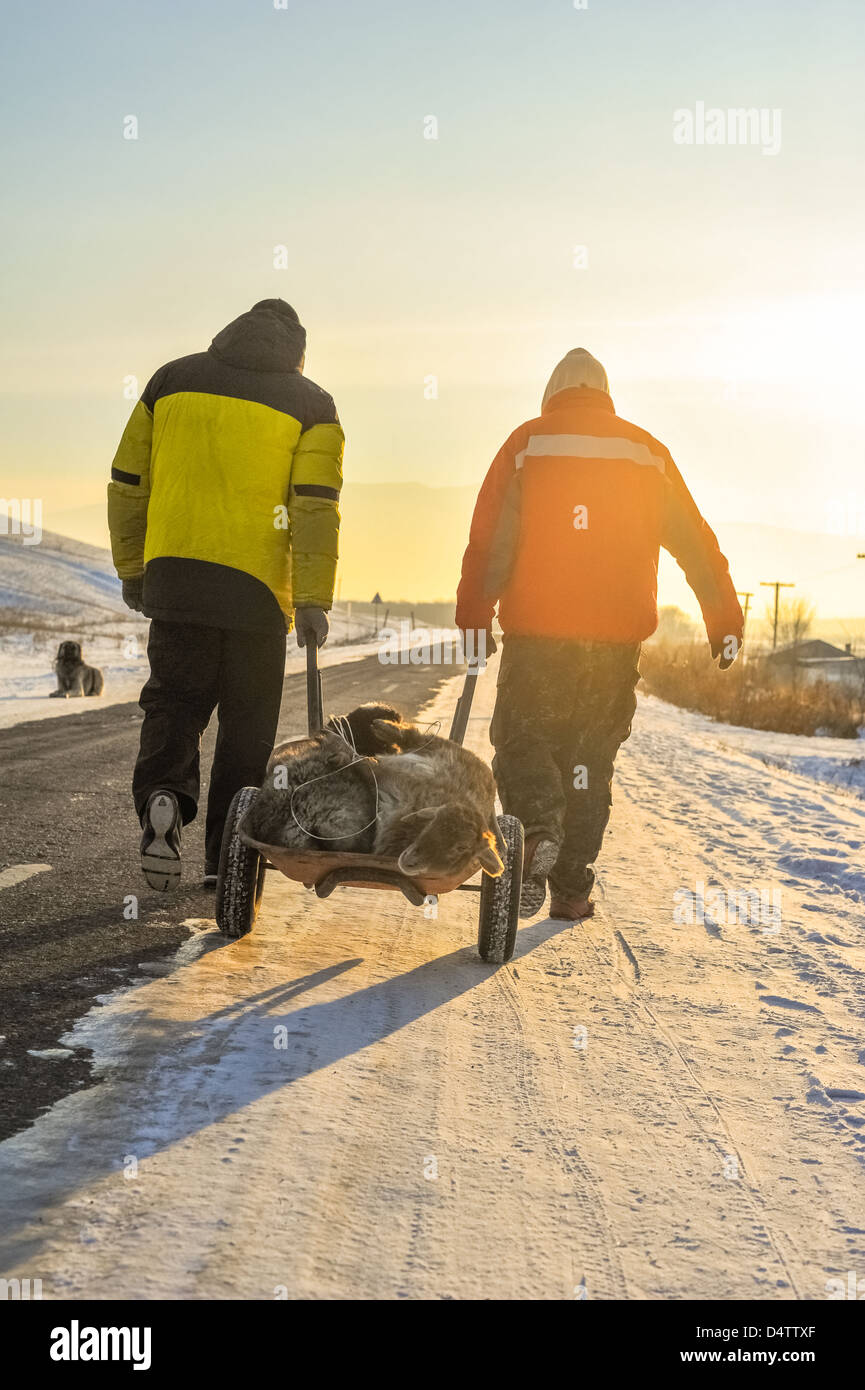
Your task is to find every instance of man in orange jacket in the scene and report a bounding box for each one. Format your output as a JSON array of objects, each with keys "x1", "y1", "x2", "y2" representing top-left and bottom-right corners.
[{"x1": 456, "y1": 349, "x2": 743, "y2": 921}]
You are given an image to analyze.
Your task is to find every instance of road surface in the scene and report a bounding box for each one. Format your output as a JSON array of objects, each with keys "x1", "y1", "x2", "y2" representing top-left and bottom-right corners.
[
  {"x1": 0, "y1": 658, "x2": 864, "y2": 1299},
  {"x1": 0, "y1": 652, "x2": 449, "y2": 1139}
]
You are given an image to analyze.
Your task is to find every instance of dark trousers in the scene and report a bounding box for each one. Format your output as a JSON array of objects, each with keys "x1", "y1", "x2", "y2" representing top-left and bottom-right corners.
[
  {"x1": 133, "y1": 620, "x2": 286, "y2": 870},
  {"x1": 490, "y1": 636, "x2": 641, "y2": 899}
]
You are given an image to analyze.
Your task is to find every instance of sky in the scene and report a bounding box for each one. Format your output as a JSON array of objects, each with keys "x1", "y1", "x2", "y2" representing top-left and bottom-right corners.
[{"x1": 2, "y1": 0, "x2": 864, "y2": 607}]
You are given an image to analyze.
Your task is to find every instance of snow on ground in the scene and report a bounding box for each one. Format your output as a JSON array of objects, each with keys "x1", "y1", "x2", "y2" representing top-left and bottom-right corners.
[
  {"x1": 0, "y1": 527, "x2": 125, "y2": 622},
  {"x1": 0, "y1": 665, "x2": 863, "y2": 1299},
  {"x1": 629, "y1": 696, "x2": 865, "y2": 905},
  {"x1": 0, "y1": 630, "x2": 149, "y2": 728},
  {"x1": 645, "y1": 694, "x2": 865, "y2": 800},
  {"x1": 0, "y1": 526, "x2": 461, "y2": 727},
  {"x1": 0, "y1": 628, "x2": 460, "y2": 731}
]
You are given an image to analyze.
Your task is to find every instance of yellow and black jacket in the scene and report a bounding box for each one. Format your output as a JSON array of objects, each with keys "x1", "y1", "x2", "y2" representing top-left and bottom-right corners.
[{"x1": 107, "y1": 300, "x2": 344, "y2": 633}]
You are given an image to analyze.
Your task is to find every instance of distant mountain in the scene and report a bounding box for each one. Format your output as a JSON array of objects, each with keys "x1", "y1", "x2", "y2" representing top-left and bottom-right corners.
[
  {"x1": 698, "y1": 522, "x2": 865, "y2": 634},
  {"x1": 0, "y1": 523, "x2": 388, "y2": 644},
  {"x1": 0, "y1": 526, "x2": 128, "y2": 629},
  {"x1": 44, "y1": 484, "x2": 479, "y2": 604},
  {"x1": 37, "y1": 504, "x2": 119, "y2": 550},
  {"x1": 26, "y1": 495, "x2": 865, "y2": 618},
  {"x1": 337, "y1": 484, "x2": 475, "y2": 602}
]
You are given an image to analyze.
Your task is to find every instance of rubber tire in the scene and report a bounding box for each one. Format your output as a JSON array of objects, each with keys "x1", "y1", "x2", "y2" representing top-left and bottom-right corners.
[
  {"x1": 477, "y1": 814, "x2": 524, "y2": 964},
  {"x1": 216, "y1": 787, "x2": 265, "y2": 938}
]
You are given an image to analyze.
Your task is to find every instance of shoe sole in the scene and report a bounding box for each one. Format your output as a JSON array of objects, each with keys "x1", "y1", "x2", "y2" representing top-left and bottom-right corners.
[
  {"x1": 141, "y1": 794, "x2": 181, "y2": 892},
  {"x1": 519, "y1": 838, "x2": 559, "y2": 919}
]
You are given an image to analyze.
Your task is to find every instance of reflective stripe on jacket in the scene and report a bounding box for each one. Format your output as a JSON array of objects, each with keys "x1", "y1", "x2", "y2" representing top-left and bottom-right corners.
[{"x1": 456, "y1": 386, "x2": 743, "y2": 650}]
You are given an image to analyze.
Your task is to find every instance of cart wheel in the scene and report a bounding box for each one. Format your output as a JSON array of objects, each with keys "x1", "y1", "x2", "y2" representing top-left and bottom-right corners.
[
  {"x1": 216, "y1": 787, "x2": 265, "y2": 938},
  {"x1": 477, "y1": 814, "x2": 524, "y2": 964}
]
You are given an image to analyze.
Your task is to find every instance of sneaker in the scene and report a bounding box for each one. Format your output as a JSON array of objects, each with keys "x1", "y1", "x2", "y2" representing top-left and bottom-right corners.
[
  {"x1": 140, "y1": 791, "x2": 182, "y2": 892},
  {"x1": 548, "y1": 892, "x2": 595, "y2": 922},
  {"x1": 519, "y1": 836, "x2": 559, "y2": 919}
]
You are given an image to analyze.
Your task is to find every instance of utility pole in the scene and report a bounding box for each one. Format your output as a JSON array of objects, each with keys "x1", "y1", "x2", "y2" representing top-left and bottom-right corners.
[
  {"x1": 760, "y1": 580, "x2": 794, "y2": 649},
  {"x1": 736, "y1": 591, "x2": 753, "y2": 633}
]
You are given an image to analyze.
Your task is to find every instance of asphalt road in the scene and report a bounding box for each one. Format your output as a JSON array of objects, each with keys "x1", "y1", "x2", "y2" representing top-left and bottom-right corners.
[{"x1": 0, "y1": 653, "x2": 451, "y2": 1141}]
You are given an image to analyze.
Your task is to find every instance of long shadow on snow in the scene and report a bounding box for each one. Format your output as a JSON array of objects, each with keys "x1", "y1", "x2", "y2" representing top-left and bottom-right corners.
[{"x1": 0, "y1": 915, "x2": 573, "y2": 1274}]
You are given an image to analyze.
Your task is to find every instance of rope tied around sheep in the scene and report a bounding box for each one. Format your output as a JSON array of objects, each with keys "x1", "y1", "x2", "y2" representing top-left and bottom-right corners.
[{"x1": 285, "y1": 718, "x2": 444, "y2": 843}]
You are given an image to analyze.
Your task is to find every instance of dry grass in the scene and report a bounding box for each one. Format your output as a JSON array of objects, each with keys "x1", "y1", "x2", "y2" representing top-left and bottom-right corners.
[
  {"x1": 0, "y1": 607, "x2": 144, "y2": 642},
  {"x1": 639, "y1": 642, "x2": 863, "y2": 739}
]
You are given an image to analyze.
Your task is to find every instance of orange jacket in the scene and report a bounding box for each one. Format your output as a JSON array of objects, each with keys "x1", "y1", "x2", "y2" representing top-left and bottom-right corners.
[{"x1": 456, "y1": 386, "x2": 743, "y2": 650}]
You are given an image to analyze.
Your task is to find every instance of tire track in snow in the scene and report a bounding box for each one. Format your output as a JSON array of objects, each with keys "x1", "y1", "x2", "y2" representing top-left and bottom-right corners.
[
  {"x1": 492, "y1": 961, "x2": 629, "y2": 1299},
  {"x1": 618, "y1": 978, "x2": 804, "y2": 1299}
]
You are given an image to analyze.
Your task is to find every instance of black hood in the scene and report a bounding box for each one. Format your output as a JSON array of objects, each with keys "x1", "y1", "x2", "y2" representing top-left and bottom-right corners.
[{"x1": 209, "y1": 298, "x2": 306, "y2": 373}]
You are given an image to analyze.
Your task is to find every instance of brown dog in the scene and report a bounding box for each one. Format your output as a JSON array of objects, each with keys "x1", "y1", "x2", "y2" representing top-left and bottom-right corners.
[{"x1": 50, "y1": 641, "x2": 104, "y2": 698}]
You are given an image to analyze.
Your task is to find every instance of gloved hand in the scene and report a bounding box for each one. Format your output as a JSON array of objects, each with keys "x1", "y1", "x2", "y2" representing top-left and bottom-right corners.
[
  {"x1": 122, "y1": 576, "x2": 145, "y2": 613},
  {"x1": 460, "y1": 628, "x2": 497, "y2": 660},
  {"x1": 295, "y1": 605, "x2": 329, "y2": 648},
  {"x1": 711, "y1": 634, "x2": 742, "y2": 671}
]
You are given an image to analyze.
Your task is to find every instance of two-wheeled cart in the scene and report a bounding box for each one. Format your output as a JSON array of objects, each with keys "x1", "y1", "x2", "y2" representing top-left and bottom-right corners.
[{"x1": 215, "y1": 644, "x2": 524, "y2": 962}]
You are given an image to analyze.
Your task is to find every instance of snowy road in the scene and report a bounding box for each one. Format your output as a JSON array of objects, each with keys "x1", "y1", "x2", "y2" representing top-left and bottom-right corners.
[
  {"x1": 0, "y1": 631, "x2": 411, "y2": 732},
  {"x1": 0, "y1": 661, "x2": 864, "y2": 1299}
]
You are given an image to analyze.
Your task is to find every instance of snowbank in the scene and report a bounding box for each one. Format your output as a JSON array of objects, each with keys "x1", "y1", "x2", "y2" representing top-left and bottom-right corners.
[{"x1": 642, "y1": 694, "x2": 865, "y2": 801}]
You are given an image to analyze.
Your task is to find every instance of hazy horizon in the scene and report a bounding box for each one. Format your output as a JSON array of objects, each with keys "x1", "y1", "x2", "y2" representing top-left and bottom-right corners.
[
  {"x1": 3, "y1": 0, "x2": 864, "y2": 618},
  {"x1": 6, "y1": 495, "x2": 865, "y2": 630}
]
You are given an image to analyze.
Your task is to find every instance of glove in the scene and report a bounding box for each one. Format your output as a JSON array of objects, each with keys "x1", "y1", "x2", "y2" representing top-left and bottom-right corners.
[
  {"x1": 295, "y1": 605, "x2": 329, "y2": 648},
  {"x1": 122, "y1": 576, "x2": 145, "y2": 613},
  {"x1": 459, "y1": 628, "x2": 497, "y2": 660},
  {"x1": 711, "y1": 634, "x2": 742, "y2": 671}
]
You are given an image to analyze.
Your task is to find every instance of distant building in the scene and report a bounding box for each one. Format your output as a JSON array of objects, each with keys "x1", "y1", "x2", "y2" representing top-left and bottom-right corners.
[{"x1": 766, "y1": 639, "x2": 865, "y2": 687}]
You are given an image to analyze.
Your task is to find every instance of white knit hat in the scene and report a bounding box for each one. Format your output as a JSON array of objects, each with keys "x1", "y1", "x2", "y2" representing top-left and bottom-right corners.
[{"x1": 542, "y1": 349, "x2": 609, "y2": 409}]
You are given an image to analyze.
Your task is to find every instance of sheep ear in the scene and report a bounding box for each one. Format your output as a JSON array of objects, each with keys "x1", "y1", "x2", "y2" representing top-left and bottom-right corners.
[
  {"x1": 478, "y1": 845, "x2": 504, "y2": 876},
  {"x1": 478, "y1": 833, "x2": 504, "y2": 876}
]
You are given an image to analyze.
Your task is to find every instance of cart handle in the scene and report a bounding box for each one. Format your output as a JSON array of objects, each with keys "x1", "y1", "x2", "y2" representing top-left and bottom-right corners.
[
  {"x1": 448, "y1": 657, "x2": 483, "y2": 745},
  {"x1": 306, "y1": 640, "x2": 324, "y2": 735},
  {"x1": 309, "y1": 640, "x2": 481, "y2": 745}
]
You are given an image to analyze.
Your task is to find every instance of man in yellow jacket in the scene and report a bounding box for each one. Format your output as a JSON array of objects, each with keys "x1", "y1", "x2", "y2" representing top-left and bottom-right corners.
[{"x1": 108, "y1": 298, "x2": 344, "y2": 890}]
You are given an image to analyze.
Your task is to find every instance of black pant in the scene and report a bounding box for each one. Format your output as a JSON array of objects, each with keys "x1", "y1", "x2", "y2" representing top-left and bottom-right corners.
[
  {"x1": 490, "y1": 635, "x2": 641, "y2": 899},
  {"x1": 133, "y1": 620, "x2": 286, "y2": 870}
]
